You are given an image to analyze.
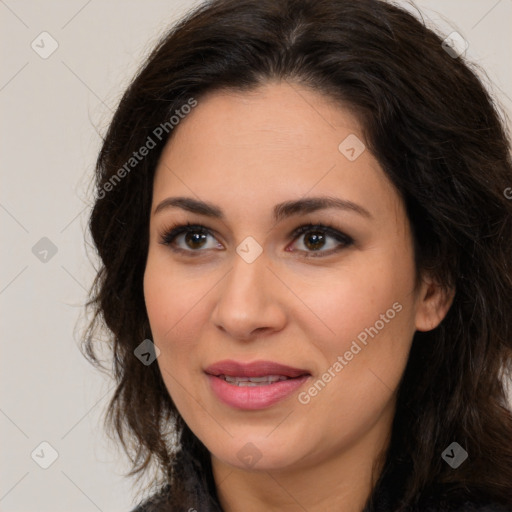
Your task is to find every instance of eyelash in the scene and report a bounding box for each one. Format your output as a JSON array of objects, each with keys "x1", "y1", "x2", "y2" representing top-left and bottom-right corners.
[{"x1": 158, "y1": 221, "x2": 354, "y2": 258}]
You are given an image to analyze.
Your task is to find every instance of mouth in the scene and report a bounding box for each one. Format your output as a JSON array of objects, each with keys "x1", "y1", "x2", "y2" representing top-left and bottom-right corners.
[
  {"x1": 204, "y1": 359, "x2": 311, "y2": 381},
  {"x1": 204, "y1": 360, "x2": 311, "y2": 409},
  {"x1": 216, "y1": 375, "x2": 294, "y2": 386}
]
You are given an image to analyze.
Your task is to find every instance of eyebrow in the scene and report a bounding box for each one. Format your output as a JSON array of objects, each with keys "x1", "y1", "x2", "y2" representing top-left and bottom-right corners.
[{"x1": 153, "y1": 195, "x2": 372, "y2": 221}]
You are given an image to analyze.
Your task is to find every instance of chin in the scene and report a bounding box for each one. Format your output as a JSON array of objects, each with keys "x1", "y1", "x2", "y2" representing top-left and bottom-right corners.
[{"x1": 205, "y1": 430, "x2": 310, "y2": 471}]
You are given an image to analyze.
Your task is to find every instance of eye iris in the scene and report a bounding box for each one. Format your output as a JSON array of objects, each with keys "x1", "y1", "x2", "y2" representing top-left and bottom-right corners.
[
  {"x1": 304, "y1": 231, "x2": 325, "y2": 251},
  {"x1": 185, "y1": 231, "x2": 207, "y2": 249}
]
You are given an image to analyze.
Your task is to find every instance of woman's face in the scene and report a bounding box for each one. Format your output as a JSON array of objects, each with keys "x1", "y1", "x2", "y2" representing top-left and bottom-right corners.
[{"x1": 143, "y1": 81, "x2": 443, "y2": 473}]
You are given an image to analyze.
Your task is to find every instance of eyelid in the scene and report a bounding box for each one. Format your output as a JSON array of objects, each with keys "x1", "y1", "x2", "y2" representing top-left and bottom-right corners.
[
  {"x1": 158, "y1": 221, "x2": 354, "y2": 256},
  {"x1": 286, "y1": 223, "x2": 354, "y2": 257},
  {"x1": 158, "y1": 222, "x2": 223, "y2": 255},
  {"x1": 288, "y1": 223, "x2": 353, "y2": 244}
]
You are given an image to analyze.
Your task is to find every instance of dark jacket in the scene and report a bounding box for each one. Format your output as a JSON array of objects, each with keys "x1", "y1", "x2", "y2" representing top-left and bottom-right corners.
[
  {"x1": 130, "y1": 451, "x2": 512, "y2": 512},
  {"x1": 130, "y1": 484, "x2": 512, "y2": 512},
  {"x1": 131, "y1": 491, "x2": 511, "y2": 512}
]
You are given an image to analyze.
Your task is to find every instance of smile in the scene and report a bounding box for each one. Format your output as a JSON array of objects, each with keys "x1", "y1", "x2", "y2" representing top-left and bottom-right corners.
[
  {"x1": 220, "y1": 375, "x2": 292, "y2": 386},
  {"x1": 205, "y1": 360, "x2": 311, "y2": 409}
]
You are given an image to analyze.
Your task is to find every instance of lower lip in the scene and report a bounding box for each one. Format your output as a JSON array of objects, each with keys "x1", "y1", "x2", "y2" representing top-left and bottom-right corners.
[{"x1": 206, "y1": 374, "x2": 310, "y2": 410}]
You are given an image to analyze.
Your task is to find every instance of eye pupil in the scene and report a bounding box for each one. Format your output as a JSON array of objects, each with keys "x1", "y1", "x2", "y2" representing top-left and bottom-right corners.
[
  {"x1": 185, "y1": 231, "x2": 207, "y2": 249},
  {"x1": 161, "y1": 223, "x2": 351, "y2": 257},
  {"x1": 304, "y1": 231, "x2": 325, "y2": 251}
]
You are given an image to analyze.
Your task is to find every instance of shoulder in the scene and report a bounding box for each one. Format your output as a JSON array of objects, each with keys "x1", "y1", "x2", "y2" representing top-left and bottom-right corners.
[
  {"x1": 129, "y1": 498, "x2": 167, "y2": 512},
  {"x1": 367, "y1": 460, "x2": 512, "y2": 512},
  {"x1": 421, "y1": 502, "x2": 512, "y2": 512},
  {"x1": 416, "y1": 493, "x2": 512, "y2": 512},
  {"x1": 413, "y1": 489, "x2": 512, "y2": 512},
  {"x1": 364, "y1": 466, "x2": 512, "y2": 512},
  {"x1": 128, "y1": 482, "x2": 221, "y2": 512},
  {"x1": 129, "y1": 498, "x2": 173, "y2": 512},
  {"x1": 128, "y1": 485, "x2": 174, "y2": 512}
]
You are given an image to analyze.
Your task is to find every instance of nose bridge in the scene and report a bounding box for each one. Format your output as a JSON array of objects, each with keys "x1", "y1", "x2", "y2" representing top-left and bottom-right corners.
[
  {"x1": 212, "y1": 246, "x2": 285, "y2": 338},
  {"x1": 222, "y1": 247, "x2": 269, "y2": 314}
]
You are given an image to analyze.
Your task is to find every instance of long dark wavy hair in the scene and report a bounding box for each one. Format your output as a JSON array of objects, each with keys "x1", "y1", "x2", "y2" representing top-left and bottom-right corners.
[{"x1": 82, "y1": 0, "x2": 512, "y2": 509}]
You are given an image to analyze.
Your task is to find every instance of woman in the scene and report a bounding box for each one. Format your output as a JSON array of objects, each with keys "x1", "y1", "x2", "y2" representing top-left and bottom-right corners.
[{"x1": 82, "y1": 0, "x2": 512, "y2": 510}]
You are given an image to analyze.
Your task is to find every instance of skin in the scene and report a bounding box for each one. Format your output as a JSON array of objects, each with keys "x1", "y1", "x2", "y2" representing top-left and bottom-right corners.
[{"x1": 143, "y1": 81, "x2": 454, "y2": 512}]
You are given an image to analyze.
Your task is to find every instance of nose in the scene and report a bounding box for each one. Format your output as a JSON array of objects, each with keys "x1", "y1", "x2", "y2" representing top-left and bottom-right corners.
[{"x1": 210, "y1": 250, "x2": 287, "y2": 341}]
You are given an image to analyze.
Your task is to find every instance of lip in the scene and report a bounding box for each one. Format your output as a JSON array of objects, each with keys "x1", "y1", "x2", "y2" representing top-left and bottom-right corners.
[
  {"x1": 204, "y1": 359, "x2": 311, "y2": 410},
  {"x1": 204, "y1": 359, "x2": 310, "y2": 378}
]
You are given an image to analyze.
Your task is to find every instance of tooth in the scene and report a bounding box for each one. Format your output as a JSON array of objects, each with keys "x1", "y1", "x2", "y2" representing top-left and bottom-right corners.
[
  {"x1": 248, "y1": 376, "x2": 280, "y2": 383},
  {"x1": 221, "y1": 374, "x2": 292, "y2": 386},
  {"x1": 224, "y1": 376, "x2": 249, "y2": 383}
]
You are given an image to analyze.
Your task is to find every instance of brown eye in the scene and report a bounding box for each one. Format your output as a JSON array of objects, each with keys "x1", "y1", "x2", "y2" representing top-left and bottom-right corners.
[
  {"x1": 160, "y1": 223, "x2": 222, "y2": 254},
  {"x1": 289, "y1": 224, "x2": 354, "y2": 258},
  {"x1": 183, "y1": 231, "x2": 208, "y2": 249},
  {"x1": 303, "y1": 231, "x2": 327, "y2": 251},
  {"x1": 159, "y1": 222, "x2": 353, "y2": 258}
]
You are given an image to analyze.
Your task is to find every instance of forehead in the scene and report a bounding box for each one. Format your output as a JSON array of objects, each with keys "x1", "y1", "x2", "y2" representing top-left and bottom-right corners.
[
  {"x1": 152, "y1": 81, "x2": 402, "y2": 226},
  {"x1": 162, "y1": 81, "x2": 362, "y2": 159}
]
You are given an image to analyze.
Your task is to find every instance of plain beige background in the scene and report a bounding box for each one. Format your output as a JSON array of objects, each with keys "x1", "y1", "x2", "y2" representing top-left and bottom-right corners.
[{"x1": 1, "y1": 1, "x2": 511, "y2": 511}]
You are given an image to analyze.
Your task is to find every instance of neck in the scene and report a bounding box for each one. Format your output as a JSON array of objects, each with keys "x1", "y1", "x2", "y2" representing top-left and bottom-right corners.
[{"x1": 211, "y1": 404, "x2": 394, "y2": 512}]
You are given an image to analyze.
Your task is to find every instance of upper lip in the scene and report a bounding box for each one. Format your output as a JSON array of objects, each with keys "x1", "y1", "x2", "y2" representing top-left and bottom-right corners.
[{"x1": 204, "y1": 360, "x2": 311, "y2": 378}]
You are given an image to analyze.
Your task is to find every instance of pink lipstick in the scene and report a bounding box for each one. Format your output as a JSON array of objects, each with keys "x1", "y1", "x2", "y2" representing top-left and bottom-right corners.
[{"x1": 204, "y1": 360, "x2": 311, "y2": 410}]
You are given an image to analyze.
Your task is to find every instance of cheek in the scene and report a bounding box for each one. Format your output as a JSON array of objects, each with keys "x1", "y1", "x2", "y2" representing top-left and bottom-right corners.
[
  {"x1": 143, "y1": 253, "x2": 206, "y2": 359},
  {"x1": 302, "y1": 253, "x2": 414, "y2": 349},
  {"x1": 295, "y1": 290, "x2": 413, "y2": 451},
  {"x1": 143, "y1": 255, "x2": 209, "y2": 413},
  {"x1": 296, "y1": 246, "x2": 417, "y2": 403}
]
